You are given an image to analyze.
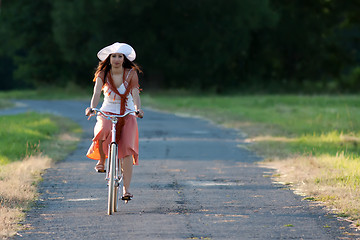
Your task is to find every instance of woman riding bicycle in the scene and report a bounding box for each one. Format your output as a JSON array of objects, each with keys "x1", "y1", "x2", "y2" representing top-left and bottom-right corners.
[{"x1": 85, "y1": 42, "x2": 144, "y2": 200}]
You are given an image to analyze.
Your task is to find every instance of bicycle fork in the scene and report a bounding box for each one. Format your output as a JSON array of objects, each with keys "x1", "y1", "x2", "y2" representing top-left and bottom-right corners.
[{"x1": 106, "y1": 117, "x2": 118, "y2": 180}]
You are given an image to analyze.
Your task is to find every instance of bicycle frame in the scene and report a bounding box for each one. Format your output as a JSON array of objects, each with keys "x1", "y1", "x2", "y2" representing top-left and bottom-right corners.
[
  {"x1": 91, "y1": 107, "x2": 137, "y2": 172},
  {"x1": 90, "y1": 108, "x2": 138, "y2": 214}
]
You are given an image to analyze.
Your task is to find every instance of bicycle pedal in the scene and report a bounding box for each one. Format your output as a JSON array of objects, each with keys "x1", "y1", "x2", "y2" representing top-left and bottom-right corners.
[{"x1": 121, "y1": 196, "x2": 132, "y2": 201}]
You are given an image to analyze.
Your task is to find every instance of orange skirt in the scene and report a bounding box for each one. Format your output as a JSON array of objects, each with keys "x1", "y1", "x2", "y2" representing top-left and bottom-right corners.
[{"x1": 86, "y1": 114, "x2": 139, "y2": 165}]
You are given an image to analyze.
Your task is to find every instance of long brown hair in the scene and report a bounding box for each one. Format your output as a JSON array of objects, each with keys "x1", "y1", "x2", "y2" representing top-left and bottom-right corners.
[{"x1": 93, "y1": 54, "x2": 142, "y2": 83}]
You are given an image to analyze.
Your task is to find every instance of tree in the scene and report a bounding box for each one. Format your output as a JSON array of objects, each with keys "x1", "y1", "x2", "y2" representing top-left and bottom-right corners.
[
  {"x1": 1, "y1": 0, "x2": 359, "y2": 92},
  {"x1": 0, "y1": 0, "x2": 63, "y2": 88},
  {"x1": 51, "y1": 0, "x2": 278, "y2": 92},
  {"x1": 249, "y1": 0, "x2": 360, "y2": 92}
]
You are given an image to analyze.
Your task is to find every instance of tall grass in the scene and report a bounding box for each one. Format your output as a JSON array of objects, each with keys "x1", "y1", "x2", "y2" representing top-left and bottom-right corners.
[{"x1": 0, "y1": 112, "x2": 59, "y2": 164}]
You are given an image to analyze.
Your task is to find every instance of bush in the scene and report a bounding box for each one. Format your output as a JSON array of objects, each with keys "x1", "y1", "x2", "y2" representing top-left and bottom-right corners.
[{"x1": 341, "y1": 66, "x2": 360, "y2": 91}]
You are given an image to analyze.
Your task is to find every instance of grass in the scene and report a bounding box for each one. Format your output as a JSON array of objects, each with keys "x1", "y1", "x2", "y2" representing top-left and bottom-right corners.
[
  {"x1": 0, "y1": 111, "x2": 81, "y2": 238},
  {"x1": 142, "y1": 93, "x2": 360, "y2": 220},
  {"x1": 0, "y1": 112, "x2": 59, "y2": 164},
  {"x1": 0, "y1": 99, "x2": 12, "y2": 109},
  {"x1": 284, "y1": 224, "x2": 294, "y2": 227},
  {"x1": 0, "y1": 91, "x2": 83, "y2": 238},
  {"x1": 1, "y1": 88, "x2": 360, "y2": 224},
  {"x1": 0, "y1": 83, "x2": 91, "y2": 100}
]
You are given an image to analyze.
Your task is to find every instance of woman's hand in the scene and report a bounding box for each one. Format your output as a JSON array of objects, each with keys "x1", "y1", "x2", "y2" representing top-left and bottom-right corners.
[
  {"x1": 136, "y1": 109, "x2": 144, "y2": 118},
  {"x1": 85, "y1": 107, "x2": 93, "y2": 116}
]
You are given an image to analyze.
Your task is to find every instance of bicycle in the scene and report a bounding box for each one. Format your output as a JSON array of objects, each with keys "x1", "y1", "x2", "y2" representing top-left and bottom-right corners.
[{"x1": 89, "y1": 108, "x2": 139, "y2": 215}]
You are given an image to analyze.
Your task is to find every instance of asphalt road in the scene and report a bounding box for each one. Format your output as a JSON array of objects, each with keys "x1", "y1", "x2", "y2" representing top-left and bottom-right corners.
[{"x1": 4, "y1": 100, "x2": 358, "y2": 239}]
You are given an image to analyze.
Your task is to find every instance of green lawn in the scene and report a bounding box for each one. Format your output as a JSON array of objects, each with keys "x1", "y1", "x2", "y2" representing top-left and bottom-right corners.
[
  {"x1": 0, "y1": 93, "x2": 83, "y2": 165},
  {"x1": 0, "y1": 113, "x2": 57, "y2": 164},
  {"x1": 0, "y1": 112, "x2": 82, "y2": 165}
]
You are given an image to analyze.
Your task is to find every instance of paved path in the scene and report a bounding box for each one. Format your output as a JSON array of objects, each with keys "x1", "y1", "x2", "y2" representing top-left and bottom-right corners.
[{"x1": 4, "y1": 100, "x2": 357, "y2": 239}]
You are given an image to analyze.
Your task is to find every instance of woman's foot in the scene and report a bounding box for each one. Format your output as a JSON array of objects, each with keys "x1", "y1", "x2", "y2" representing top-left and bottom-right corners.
[
  {"x1": 122, "y1": 192, "x2": 133, "y2": 201},
  {"x1": 94, "y1": 162, "x2": 105, "y2": 173}
]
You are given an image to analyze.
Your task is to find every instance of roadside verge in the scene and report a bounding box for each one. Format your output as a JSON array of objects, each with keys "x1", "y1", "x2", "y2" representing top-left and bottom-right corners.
[{"x1": 0, "y1": 112, "x2": 81, "y2": 238}]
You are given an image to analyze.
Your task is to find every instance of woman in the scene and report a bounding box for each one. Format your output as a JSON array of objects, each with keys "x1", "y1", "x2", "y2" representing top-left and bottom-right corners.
[{"x1": 85, "y1": 42, "x2": 144, "y2": 200}]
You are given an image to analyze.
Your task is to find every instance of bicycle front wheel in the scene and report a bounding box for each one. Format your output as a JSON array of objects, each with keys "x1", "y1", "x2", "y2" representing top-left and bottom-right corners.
[{"x1": 107, "y1": 143, "x2": 117, "y2": 215}]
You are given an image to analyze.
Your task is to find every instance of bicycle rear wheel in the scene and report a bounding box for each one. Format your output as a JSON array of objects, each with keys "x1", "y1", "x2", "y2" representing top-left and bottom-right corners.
[{"x1": 107, "y1": 143, "x2": 117, "y2": 215}]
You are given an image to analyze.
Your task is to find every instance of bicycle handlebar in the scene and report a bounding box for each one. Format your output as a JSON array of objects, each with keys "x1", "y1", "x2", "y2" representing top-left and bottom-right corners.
[{"x1": 88, "y1": 108, "x2": 139, "y2": 121}]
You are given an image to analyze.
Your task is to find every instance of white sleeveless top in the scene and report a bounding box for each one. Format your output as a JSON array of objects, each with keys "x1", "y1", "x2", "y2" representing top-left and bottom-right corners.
[{"x1": 100, "y1": 70, "x2": 136, "y2": 115}]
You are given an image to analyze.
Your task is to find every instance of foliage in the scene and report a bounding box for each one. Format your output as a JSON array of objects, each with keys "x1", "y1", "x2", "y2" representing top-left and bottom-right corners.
[
  {"x1": 0, "y1": 0, "x2": 360, "y2": 93},
  {"x1": 340, "y1": 66, "x2": 360, "y2": 90},
  {"x1": 258, "y1": 0, "x2": 360, "y2": 93},
  {"x1": 0, "y1": 0, "x2": 64, "y2": 88},
  {"x1": 50, "y1": 0, "x2": 278, "y2": 91}
]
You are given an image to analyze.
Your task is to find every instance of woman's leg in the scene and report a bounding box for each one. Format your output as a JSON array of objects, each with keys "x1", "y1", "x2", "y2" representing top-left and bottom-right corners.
[
  {"x1": 95, "y1": 140, "x2": 106, "y2": 172},
  {"x1": 98, "y1": 140, "x2": 106, "y2": 164},
  {"x1": 122, "y1": 155, "x2": 133, "y2": 195}
]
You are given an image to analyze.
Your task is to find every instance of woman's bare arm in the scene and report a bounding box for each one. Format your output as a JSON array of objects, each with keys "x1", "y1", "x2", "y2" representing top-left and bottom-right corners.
[
  {"x1": 132, "y1": 87, "x2": 144, "y2": 118},
  {"x1": 85, "y1": 77, "x2": 103, "y2": 116}
]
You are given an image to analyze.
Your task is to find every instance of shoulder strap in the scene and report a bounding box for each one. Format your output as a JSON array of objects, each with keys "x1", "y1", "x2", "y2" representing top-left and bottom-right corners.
[{"x1": 125, "y1": 69, "x2": 133, "y2": 81}]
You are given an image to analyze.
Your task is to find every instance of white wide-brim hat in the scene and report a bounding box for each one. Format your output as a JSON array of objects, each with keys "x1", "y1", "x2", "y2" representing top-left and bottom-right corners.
[{"x1": 97, "y1": 42, "x2": 136, "y2": 62}]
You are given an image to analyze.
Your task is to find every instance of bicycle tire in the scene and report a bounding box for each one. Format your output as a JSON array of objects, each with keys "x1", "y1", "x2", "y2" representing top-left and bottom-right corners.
[
  {"x1": 113, "y1": 185, "x2": 118, "y2": 212},
  {"x1": 113, "y1": 157, "x2": 119, "y2": 213},
  {"x1": 114, "y1": 154, "x2": 123, "y2": 212},
  {"x1": 107, "y1": 143, "x2": 117, "y2": 215}
]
